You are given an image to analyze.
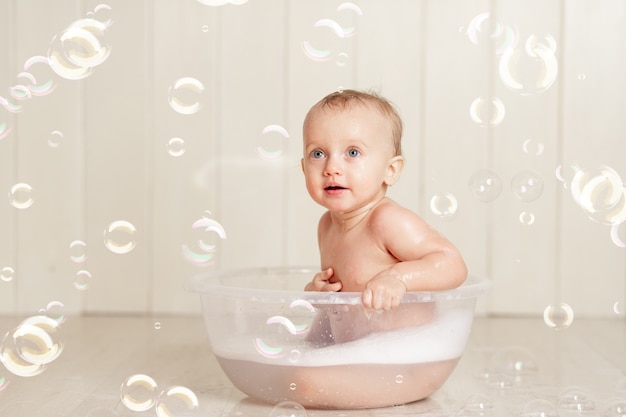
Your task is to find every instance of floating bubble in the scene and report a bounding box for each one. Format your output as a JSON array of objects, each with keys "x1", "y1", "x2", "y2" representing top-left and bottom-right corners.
[
  {"x1": 301, "y1": 41, "x2": 333, "y2": 62},
  {"x1": 181, "y1": 213, "x2": 226, "y2": 265},
  {"x1": 558, "y1": 386, "x2": 595, "y2": 412},
  {"x1": 522, "y1": 138, "x2": 544, "y2": 156},
  {"x1": 543, "y1": 302, "x2": 574, "y2": 330},
  {"x1": 611, "y1": 222, "x2": 626, "y2": 248},
  {"x1": 155, "y1": 385, "x2": 199, "y2": 417},
  {"x1": 266, "y1": 316, "x2": 308, "y2": 336},
  {"x1": 613, "y1": 301, "x2": 624, "y2": 316},
  {"x1": 511, "y1": 170, "x2": 544, "y2": 202},
  {"x1": 167, "y1": 137, "x2": 185, "y2": 157},
  {"x1": 120, "y1": 374, "x2": 158, "y2": 412},
  {"x1": 9, "y1": 183, "x2": 34, "y2": 209},
  {"x1": 520, "y1": 399, "x2": 558, "y2": 417},
  {"x1": 578, "y1": 74, "x2": 586, "y2": 81},
  {"x1": 48, "y1": 130, "x2": 64, "y2": 148},
  {"x1": 201, "y1": 25, "x2": 209, "y2": 32},
  {"x1": 104, "y1": 220, "x2": 137, "y2": 254},
  {"x1": 22, "y1": 55, "x2": 57, "y2": 97},
  {"x1": 12, "y1": 315, "x2": 63, "y2": 365},
  {"x1": 254, "y1": 337, "x2": 285, "y2": 359},
  {"x1": 0, "y1": 121, "x2": 11, "y2": 140},
  {"x1": 499, "y1": 34, "x2": 558, "y2": 96},
  {"x1": 519, "y1": 211, "x2": 536, "y2": 225},
  {"x1": 469, "y1": 169, "x2": 502, "y2": 202},
  {"x1": 69, "y1": 240, "x2": 87, "y2": 263},
  {"x1": 313, "y1": 18, "x2": 355, "y2": 38},
  {"x1": 86, "y1": 3, "x2": 114, "y2": 29},
  {"x1": 9, "y1": 84, "x2": 31, "y2": 101},
  {"x1": 268, "y1": 401, "x2": 308, "y2": 417},
  {"x1": 1, "y1": 266, "x2": 15, "y2": 282},
  {"x1": 289, "y1": 382, "x2": 297, "y2": 391},
  {"x1": 395, "y1": 374, "x2": 404, "y2": 384},
  {"x1": 153, "y1": 322, "x2": 162, "y2": 330},
  {"x1": 48, "y1": 18, "x2": 111, "y2": 80},
  {"x1": 0, "y1": 95, "x2": 22, "y2": 113},
  {"x1": 74, "y1": 270, "x2": 93, "y2": 291},
  {"x1": 336, "y1": 51, "x2": 350, "y2": 67},
  {"x1": 259, "y1": 125, "x2": 289, "y2": 159},
  {"x1": 0, "y1": 375, "x2": 8, "y2": 391},
  {"x1": 40, "y1": 300, "x2": 66, "y2": 325},
  {"x1": 429, "y1": 193, "x2": 458, "y2": 219},
  {"x1": 570, "y1": 165, "x2": 626, "y2": 225},
  {"x1": 465, "y1": 12, "x2": 519, "y2": 54},
  {"x1": 469, "y1": 97, "x2": 505, "y2": 127},
  {"x1": 168, "y1": 77, "x2": 205, "y2": 115},
  {"x1": 0, "y1": 332, "x2": 46, "y2": 377}
]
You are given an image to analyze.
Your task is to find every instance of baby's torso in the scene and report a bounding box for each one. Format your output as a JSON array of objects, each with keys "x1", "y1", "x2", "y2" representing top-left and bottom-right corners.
[{"x1": 319, "y1": 213, "x2": 398, "y2": 292}]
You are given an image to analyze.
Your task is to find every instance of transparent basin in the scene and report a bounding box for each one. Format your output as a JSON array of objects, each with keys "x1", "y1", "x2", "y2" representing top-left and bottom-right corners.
[{"x1": 188, "y1": 267, "x2": 490, "y2": 409}]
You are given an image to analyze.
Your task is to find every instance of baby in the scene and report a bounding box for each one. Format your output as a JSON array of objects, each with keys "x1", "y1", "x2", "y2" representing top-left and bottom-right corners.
[{"x1": 301, "y1": 89, "x2": 468, "y2": 345}]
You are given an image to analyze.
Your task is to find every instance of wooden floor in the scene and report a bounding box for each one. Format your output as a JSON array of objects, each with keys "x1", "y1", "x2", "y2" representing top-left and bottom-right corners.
[{"x1": 0, "y1": 315, "x2": 624, "y2": 417}]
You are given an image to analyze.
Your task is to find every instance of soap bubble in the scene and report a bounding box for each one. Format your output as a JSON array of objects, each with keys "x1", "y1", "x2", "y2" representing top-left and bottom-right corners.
[
  {"x1": 48, "y1": 130, "x2": 64, "y2": 148},
  {"x1": 602, "y1": 398, "x2": 626, "y2": 417},
  {"x1": 104, "y1": 220, "x2": 137, "y2": 254},
  {"x1": 522, "y1": 138, "x2": 545, "y2": 156},
  {"x1": 469, "y1": 97, "x2": 505, "y2": 127},
  {"x1": 558, "y1": 386, "x2": 595, "y2": 412},
  {"x1": 1, "y1": 266, "x2": 15, "y2": 282},
  {"x1": 74, "y1": 269, "x2": 93, "y2": 291},
  {"x1": 48, "y1": 18, "x2": 111, "y2": 80},
  {"x1": 12, "y1": 315, "x2": 64, "y2": 365},
  {"x1": 519, "y1": 211, "x2": 536, "y2": 225},
  {"x1": 155, "y1": 386, "x2": 199, "y2": 417},
  {"x1": 0, "y1": 121, "x2": 11, "y2": 140},
  {"x1": 465, "y1": 12, "x2": 519, "y2": 54},
  {"x1": 520, "y1": 399, "x2": 558, "y2": 417},
  {"x1": 181, "y1": 212, "x2": 226, "y2": 265},
  {"x1": 120, "y1": 374, "x2": 158, "y2": 412},
  {"x1": 430, "y1": 193, "x2": 458, "y2": 219},
  {"x1": 488, "y1": 346, "x2": 538, "y2": 376},
  {"x1": 570, "y1": 165, "x2": 626, "y2": 225},
  {"x1": 611, "y1": 222, "x2": 626, "y2": 248},
  {"x1": 499, "y1": 34, "x2": 558, "y2": 96},
  {"x1": 268, "y1": 401, "x2": 308, "y2": 417},
  {"x1": 543, "y1": 302, "x2": 574, "y2": 329},
  {"x1": 0, "y1": 375, "x2": 8, "y2": 391},
  {"x1": 22, "y1": 55, "x2": 57, "y2": 97},
  {"x1": 167, "y1": 137, "x2": 185, "y2": 157},
  {"x1": 0, "y1": 332, "x2": 46, "y2": 377},
  {"x1": 9, "y1": 183, "x2": 34, "y2": 209},
  {"x1": 469, "y1": 169, "x2": 502, "y2": 202},
  {"x1": 168, "y1": 77, "x2": 205, "y2": 115},
  {"x1": 511, "y1": 170, "x2": 544, "y2": 202},
  {"x1": 460, "y1": 393, "x2": 494, "y2": 417},
  {"x1": 259, "y1": 124, "x2": 289, "y2": 159},
  {"x1": 85, "y1": 3, "x2": 114, "y2": 29},
  {"x1": 69, "y1": 240, "x2": 88, "y2": 263}
]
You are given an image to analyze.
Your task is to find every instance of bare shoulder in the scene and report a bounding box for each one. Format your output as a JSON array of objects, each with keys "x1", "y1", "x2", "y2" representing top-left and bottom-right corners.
[{"x1": 369, "y1": 198, "x2": 428, "y2": 231}]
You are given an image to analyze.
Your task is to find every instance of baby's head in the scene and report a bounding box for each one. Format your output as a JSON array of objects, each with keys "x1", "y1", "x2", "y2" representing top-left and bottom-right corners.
[{"x1": 304, "y1": 89, "x2": 403, "y2": 157}]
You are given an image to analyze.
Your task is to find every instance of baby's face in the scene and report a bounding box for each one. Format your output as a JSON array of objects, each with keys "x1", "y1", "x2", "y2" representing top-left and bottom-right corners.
[{"x1": 302, "y1": 103, "x2": 400, "y2": 214}]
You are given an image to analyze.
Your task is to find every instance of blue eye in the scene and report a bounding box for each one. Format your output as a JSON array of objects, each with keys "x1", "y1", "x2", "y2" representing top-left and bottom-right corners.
[
  {"x1": 311, "y1": 150, "x2": 325, "y2": 158},
  {"x1": 347, "y1": 148, "x2": 360, "y2": 157}
]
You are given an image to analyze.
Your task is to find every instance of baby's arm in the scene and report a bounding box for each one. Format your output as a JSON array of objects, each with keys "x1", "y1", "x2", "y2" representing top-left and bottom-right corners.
[{"x1": 362, "y1": 203, "x2": 467, "y2": 310}]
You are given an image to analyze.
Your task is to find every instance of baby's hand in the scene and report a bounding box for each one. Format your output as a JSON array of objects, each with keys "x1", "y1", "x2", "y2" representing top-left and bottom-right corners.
[
  {"x1": 305, "y1": 267, "x2": 342, "y2": 292},
  {"x1": 361, "y1": 274, "x2": 407, "y2": 310}
]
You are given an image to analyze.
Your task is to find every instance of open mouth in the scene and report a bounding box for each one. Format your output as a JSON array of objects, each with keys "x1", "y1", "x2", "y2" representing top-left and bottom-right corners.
[{"x1": 325, "y1": 185, "x2": 346, "y2": 191}]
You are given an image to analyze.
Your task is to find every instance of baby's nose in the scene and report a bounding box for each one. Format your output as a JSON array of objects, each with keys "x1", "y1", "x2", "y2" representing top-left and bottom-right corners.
[{"x1": 323, "y1": 156, "x2": 342, "y2": 176}]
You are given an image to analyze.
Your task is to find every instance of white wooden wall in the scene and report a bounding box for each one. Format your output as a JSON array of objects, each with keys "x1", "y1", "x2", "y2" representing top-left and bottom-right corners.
[{"x1": 0, "y1": 0, "x2": 624, "y2": 318}]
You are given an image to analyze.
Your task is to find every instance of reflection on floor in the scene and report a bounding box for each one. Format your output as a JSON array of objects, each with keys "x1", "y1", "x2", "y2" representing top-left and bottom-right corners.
[{"x1": 0, "y1": 316, "x2": 624, "y2": 417}]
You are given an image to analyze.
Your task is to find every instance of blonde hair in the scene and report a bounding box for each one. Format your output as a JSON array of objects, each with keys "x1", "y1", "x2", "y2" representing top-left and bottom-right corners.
[{"x1": 304, "y1": 89, "x2": 403, "y2": 156}]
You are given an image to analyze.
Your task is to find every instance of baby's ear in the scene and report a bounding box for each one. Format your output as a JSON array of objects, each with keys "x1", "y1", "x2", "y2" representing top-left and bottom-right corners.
[{"x1": 384, "y1": 155, "x2": 405, "y2": 186}]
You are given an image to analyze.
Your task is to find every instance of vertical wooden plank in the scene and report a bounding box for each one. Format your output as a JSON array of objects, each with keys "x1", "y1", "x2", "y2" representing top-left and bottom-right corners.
[
  {"x1": 559, "y1": 0, "x2": 626, "y2": 317},
  {"x1": 13, "y1": 0, "x2": 84, "y2": 314},
  {"x1": 487, "y1": 0, "x2": 561, "y2": 315},
  {"x1": 83, "y1": 0, "x2": 150, "y2": 313},
  {"x1": 0, "y1": 0, "x2": 17, "y2": 314},
  {"x1": 151, "y1": 1, "x2": 220, "y2": 313},
  {"x1": 217, "y1": 0, "x2": 289, "y2": 270}
]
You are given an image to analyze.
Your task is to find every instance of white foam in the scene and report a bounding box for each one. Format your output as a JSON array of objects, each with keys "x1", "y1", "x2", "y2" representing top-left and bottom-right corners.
[{"x1": 212, "y1": 308, "x2": 474, "y2": 366}]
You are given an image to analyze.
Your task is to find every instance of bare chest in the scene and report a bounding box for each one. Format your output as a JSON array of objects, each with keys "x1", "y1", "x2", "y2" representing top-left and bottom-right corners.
[{"x1": 319, "y1": 227, "x2": 397, "y2": 292}]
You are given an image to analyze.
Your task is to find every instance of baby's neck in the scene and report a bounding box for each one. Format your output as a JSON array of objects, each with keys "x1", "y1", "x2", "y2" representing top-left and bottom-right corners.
[{"x1": 329, "y1": 197, "x2": 387, "y2": 232}]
